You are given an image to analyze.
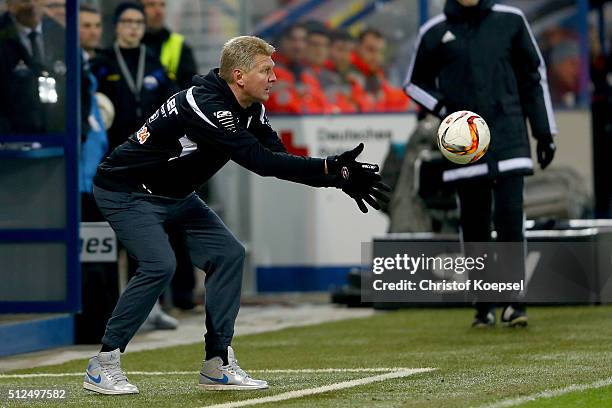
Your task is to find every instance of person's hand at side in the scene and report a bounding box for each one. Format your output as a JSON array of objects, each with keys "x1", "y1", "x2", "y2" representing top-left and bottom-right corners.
[{"x1": 536, "y1": 134, "x2": 556, "y2": 169}]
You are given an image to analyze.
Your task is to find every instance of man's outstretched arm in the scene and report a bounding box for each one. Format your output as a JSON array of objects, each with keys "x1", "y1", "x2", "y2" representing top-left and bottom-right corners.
[{"x1": 181, "y1": 91, "x2": 389, "y2": 211}]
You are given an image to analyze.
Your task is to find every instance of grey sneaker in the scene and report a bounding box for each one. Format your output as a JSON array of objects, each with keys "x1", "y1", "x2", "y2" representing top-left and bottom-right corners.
[
  {"x1": 83, "y1": 349, "x2": 139, "y2": 395},
  {"x1": 199, "y1": 346, "x2": 268, "y2": 390}
]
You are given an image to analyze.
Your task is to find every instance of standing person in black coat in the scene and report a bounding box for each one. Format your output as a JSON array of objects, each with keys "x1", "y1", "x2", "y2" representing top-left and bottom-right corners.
[
  {"x1": 91, "y1": 2, "x2": 176, "y2": 152},
  {"x1": 404, "y1": 0, "x2": 558, "y2": 327},
  {"x1": 0, "y1": 0, "x2": 65, "y2": 134},
  {"x1": 140, "y1": 0, "x2": 198, "y2": 90}
]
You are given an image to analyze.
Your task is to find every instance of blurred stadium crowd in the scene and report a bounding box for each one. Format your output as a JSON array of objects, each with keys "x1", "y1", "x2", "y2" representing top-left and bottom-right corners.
[
  {"x1": 265, "y1": 22, "x2": 410, "y2": 113},
  {"x1": 0, "y1": 0, "x2": 411, "y2": 140}
]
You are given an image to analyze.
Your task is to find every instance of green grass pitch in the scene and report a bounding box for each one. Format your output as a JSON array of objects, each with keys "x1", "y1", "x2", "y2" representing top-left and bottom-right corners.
[{"x1": 1, "y1": 305, "x2": 612, "y2": 407}]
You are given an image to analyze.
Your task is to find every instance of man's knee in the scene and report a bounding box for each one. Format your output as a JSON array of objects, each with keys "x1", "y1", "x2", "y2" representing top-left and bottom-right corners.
[
  {"x1": 142, "y1": 256, "x2": 177, "y2": 281},
  {"x1": 190, "y1": 237, "x2": 245, "y2": 271}
]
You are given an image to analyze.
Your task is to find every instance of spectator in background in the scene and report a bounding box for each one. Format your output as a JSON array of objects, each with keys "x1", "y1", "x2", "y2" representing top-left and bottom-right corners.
[
  {"x1": 140, "y1": 0, "x2": 198, "y2": 90},
  {"x1": 43, "y1": 0, "x2": 64, "y2": 27},
  {"x1": 274, "y1": 22, "x2": 307, "y2": 80},
  {"x1": 0, "y1": 0, "x2": 66, "y2": 134},
  {"x1": 92, "y1": 2, "x2": 177, "y2": 152},
  {"x1": 320, "y1": 29, "x2": 370, "y2": 113},
  {"x1": 328, "y1": 30, "x2": 355, "y2": 70},
  {"x1": 266, "y1": 22, "x2": 306, "y2": 113},
  {"x1": 141, "y1": 0, "x2": 201, "y2": 311},
  {"x1": 79, "y1": 4, "x2": 108, "y2": 221},
  {"x1": 540, "y1": 27, "x2": 583, "y2": 108},
  {"x1": 92, "y1": 2, "x2": 178, "y2": 330},
  {"x1": 303, "y1": 27, "x2": 330, "y2": 81},
  {"x1": 267, "y1": 22, "x2": 335, "y2": 114},
  {"x1": 351, "y1": 28, "x2": 409, "y2": 112},
  {"x1": 548, "y1": 39, "x2": 581, "y2": 107},
  {"x1": 79, "y1": 2, "x2": 102, "y2": 58},
  {"x1": 301, "y1": 25, "x2": 335, "y2": 113}
]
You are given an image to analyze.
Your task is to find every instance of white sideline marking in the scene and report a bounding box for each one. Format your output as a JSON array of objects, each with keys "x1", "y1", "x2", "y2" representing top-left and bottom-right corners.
[
  {"x1": 0, "y1": 367, "x2": 428, "y2": 379},
  {"x1": 478, "y1": 376, "x2": 612, "y2": 408},
  {"x1": 201, "y1": 368, "x2": 435, "y2": 408}
]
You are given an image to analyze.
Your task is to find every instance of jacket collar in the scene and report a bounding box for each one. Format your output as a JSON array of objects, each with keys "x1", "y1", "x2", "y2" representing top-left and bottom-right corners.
[
  {"x1": 193, "y1": 68, "x2": 256, "y2": 114},
  {"x1": 444, "y1": 0, "x2": 495, "y2": 21}
]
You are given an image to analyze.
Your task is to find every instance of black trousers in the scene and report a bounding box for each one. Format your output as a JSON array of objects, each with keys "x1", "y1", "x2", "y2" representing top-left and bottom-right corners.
[
  {"x1": 456, "y1": 174, "x2": 525, "y2": 309},
  {"x1": 93, "y1": 185, "x2": 245, "y2": 353},
  {"x1": 457, "y1": 175, "x2": 524, "y2": 242},
  {"x1": 126, "y1": 226, "x2": 196, "y2": 308}
]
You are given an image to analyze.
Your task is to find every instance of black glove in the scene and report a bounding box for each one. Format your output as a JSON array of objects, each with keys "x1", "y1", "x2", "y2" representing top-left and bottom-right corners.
[
  {"x1": 326, "y1": 143, "x2": 379, "y2": 187},
  {"x1": 536, "y1": 134, "x2": 556, "y2": 169},
  {"x1": 343, "y1": 179, "x2": 391, "y2": 213},
  {"x1": 327, "y1": 143, "x2": 391, "y2": 213}
]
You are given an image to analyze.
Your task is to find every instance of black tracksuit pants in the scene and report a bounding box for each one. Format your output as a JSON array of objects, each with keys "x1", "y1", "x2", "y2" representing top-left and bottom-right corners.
[
  {"x1": 456, "y1": 174, "x2": 525, "y2": 310},
  {"x1": 93, "y1": 185, "x2": 245, "y2": 354}
]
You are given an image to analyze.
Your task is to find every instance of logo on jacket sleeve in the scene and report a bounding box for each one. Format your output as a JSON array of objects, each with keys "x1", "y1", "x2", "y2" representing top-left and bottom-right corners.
[
  {"x1": 136, "y1": 125, "x2": 150, "y2": 144},
  {"x1": 214, "y1": 110, "x2": 232, "y2": 118},
  {"x1": 441, "y1": 30, "x2": 456, "y2": 44},
  {"x1": 148, "y1": 109, "x2": 160, "y2": 123},
  {"x1": 214, "y1": 110, "x2": 237, "y2": 132}
]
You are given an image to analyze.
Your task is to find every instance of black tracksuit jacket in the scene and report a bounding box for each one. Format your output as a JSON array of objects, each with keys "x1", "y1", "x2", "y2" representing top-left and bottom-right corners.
[
  {"x1": 403, "y1": 0, "x2": 557, "y2": 182},
  {"x1": 94, "y1": 69, "x2": 330, "y2": 198}
]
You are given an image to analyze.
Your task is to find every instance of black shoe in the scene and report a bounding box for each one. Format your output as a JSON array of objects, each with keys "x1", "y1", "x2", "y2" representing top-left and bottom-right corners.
[
  {"x1": 173, "y1": 298, "x2": 196, "y2": 311},
  {"x1": 471, "y1": 308, "x2": 496, "y2": 328},
  {"x1": 501, "y1": 305, "x2": 528, "y2": 327}
]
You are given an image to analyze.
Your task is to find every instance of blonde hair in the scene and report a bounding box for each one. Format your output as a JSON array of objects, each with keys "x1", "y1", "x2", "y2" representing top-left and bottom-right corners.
[{"x1": 219, "y1": 36, "x2": 275, "y2": 83}]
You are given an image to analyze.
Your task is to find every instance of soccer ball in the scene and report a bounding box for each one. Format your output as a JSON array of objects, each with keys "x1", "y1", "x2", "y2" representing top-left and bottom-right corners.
[{"x1": 437, "y1": 111, "x2": 490, "y2": 164}]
